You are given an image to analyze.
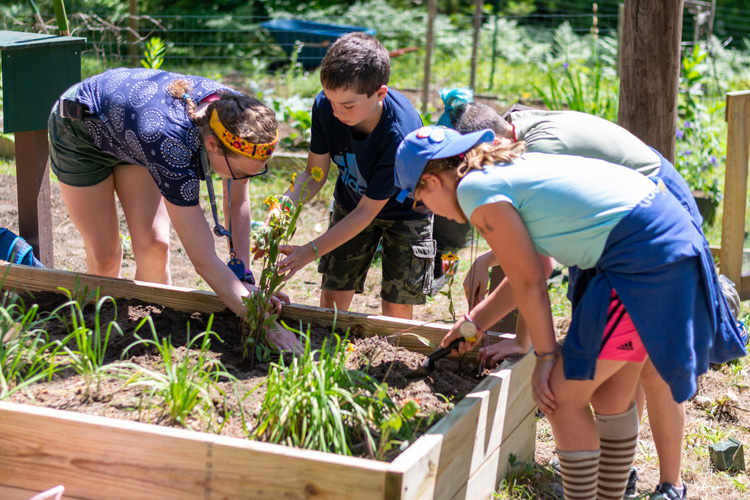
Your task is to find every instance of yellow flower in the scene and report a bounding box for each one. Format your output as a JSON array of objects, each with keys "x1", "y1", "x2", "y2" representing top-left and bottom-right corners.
[
  {"x1": 441, "y1": 251, "x2": 458, "y2": 262},
  {"x1": 263, "y1": 195, "x2": 279, "y2": 208},
  {"x1": 289, "y1": 172, "x2": 297, "y2": 193},
  {"x1": 347, "y1": 342, "x2": 356, "y2": 352},
  {"x1": 521, "y1": 92, "x2": 531, "y2": 100},
  {"x1": 310, "y1": 166, "x2": 325, "y2": 183}
]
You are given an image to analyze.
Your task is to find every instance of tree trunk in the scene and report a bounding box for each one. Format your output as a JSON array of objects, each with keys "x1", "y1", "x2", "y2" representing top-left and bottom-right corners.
[{"x1": 617, "y1": 0, "x2": 684, "y2": 163}]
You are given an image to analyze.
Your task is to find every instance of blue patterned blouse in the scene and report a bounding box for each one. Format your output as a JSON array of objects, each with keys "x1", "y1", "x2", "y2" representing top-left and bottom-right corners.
[{"x1": 75, "y1": 68, "x2": 237, "y2": 206}]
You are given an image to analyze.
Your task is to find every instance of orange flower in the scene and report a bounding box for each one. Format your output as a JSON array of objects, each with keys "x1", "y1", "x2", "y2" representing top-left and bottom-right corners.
[{"x1": 263, "y1": 195, "x2": 279, "y2": 211}]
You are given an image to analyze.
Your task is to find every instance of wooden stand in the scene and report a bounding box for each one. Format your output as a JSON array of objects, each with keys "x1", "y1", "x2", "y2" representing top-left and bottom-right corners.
[
  {"x1": 0, "y1": 264, "x2": 536, "y2": 500},
  {"x1": 721, "y1": 91, "x2": 750, "y2": 300},
  {"x1": 14, "y1": 130, "x2": 53, "y2": 267}
]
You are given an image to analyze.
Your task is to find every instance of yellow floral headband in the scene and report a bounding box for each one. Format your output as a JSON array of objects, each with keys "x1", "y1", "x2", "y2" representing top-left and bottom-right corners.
[{"x1": 209, "y1": 109, "x2": 278, "y2": 161}]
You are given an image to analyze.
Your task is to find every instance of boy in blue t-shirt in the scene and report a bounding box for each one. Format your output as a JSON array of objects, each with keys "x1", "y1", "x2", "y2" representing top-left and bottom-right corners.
[{"x1": 274, "y1": 32, "x2": 433, "y2": 319}]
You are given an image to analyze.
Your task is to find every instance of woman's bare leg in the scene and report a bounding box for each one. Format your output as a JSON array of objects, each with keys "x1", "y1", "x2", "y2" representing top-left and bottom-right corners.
[
  {"x1": 113, "y1": 164, "x2": 171, "y2": 284},
  {"x1": 59, "y1": 176, "x2": 122, "y2": 277}
]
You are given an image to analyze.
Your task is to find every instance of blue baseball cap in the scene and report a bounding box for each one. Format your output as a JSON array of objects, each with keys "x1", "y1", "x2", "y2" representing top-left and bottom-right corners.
[{"x1": 395, "y1": 126, "x2": 495, "y2": 203}]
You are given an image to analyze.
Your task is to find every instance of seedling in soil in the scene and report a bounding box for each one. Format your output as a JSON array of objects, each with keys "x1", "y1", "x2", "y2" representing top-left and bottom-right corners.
[
  {"x1": 54, "y1": 292, "x2": 122, "y2": 401},
  {"x1": 0, "y1": 292, "x2": 61, "y2": 399},
  {"x1": 120, "y1": 315, "x2": 235, "y2": 428},
  {"x1": 243, "y1": 175, "x2": 310, "y2": 362}
]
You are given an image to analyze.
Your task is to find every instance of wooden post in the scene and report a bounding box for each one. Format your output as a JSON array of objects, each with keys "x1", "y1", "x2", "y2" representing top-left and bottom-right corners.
[
  {"x1": 128, "y1": 0, "x2": 139, "y2": 66},
  {"x1": 421, "y1": 0, "x2": 437, "y2": 115},
  {"x1": 617, "y1": 3, "x2": 624, "y2": 76},
  {"x1": 469, "y1": 0, "x2": 484, "y2": 90},
  {"x1": 617, "y1": 0, "x2": 684, "y2": 162},
  {"x1": 720, "y1": 91, "x2": 750, "y2": 296},
  {"x1": 14, "y1": 130, "x2": 53, "y2": 267}
]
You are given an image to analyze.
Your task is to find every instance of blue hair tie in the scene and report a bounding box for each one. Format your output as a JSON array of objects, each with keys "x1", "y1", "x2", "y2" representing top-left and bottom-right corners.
[
  {"x1": 182, "y1": 93, "x2": 190, "y2": 101},
  {"x1": 437, "y1": 87, "x2": 474, "y2": 128}
]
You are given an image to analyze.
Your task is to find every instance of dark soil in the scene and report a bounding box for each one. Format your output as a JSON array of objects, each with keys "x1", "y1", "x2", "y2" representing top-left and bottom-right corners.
[{"x1": 7, "y1": 290, "x2": 481, "y2": 458}]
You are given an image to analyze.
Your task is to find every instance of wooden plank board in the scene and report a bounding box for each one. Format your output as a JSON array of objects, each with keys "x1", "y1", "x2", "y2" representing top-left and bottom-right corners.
[
  {"x1": 0, "y1": 265, "x2": 536, "y2": 499},
  {"x1": 0, "y1": 264, "x2": 514, "y2": 357},
  {"x1": 267, "y1": 150, "x2": 308, "y2": 171},
  {"x1": 387, "y1": 434, "x2": 442, "y2": 500},
  {"x1": 0, "y1": 484, "x2": 77, "y2": 500},
  {"x1": 496, "y1": 408, "x2": 537, "y2": 481},
  {"x1": 720, "y1": 91, "x2": 750, "y2": 287},
  {"x1": 741, "y1": 272, "x2": 750, "y2": 302},
  {"x1": 0, "y1": 402, "x2": 395, "y2": 500},
  {"x1": 499, "y1": 353, "x2": 535, "y2": 443},
  {"x1": 430, "y1": 393, "x2": 483, "y2": 500},
  {"x1": 428, "y1": 352, "x2": 534, "y2": 500},
  {"x1": 448, "y1": 408, "x2": 537, "y2": 500}
]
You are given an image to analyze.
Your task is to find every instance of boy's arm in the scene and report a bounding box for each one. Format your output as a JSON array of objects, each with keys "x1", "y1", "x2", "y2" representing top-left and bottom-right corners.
[
  {"x1": 283, "y1": 152, "x2": 332, "y2": 207},
  {"x1": 277, "y1": 195, "x2": 388, "y2": 280},
  {"x1": 253, "y1": 152, "x2": 331, "y2": 260}
]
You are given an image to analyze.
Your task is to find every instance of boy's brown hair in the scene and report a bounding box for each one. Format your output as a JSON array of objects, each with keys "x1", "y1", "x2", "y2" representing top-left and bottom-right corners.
[{"x1": 320, "y1": 32, "x2": 390, "y2": 96}]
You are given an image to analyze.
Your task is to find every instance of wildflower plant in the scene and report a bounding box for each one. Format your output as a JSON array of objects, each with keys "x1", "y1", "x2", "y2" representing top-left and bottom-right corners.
[
  {"x1": 440, "y1": 252, "x2": 460, "y2": 321},
  {"x1": 675, "y1": 45, "x2": 725, "y2": 220},
  {"x1": 243, "y1": 176, "x2": 308, "y2": 362}
]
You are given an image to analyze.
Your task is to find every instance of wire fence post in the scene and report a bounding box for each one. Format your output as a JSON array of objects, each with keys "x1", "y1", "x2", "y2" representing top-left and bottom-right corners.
[
  {"x1": 421, "y1": 0, "x2": 437, "y2": 115},
  {"x1": 128, "y1": 0, "x2": 139, "y2": 66},
  {"x1": 489, "y1": 0, "x2": 500, "y2": 89},
  {"x1": 617, "y1": 2, "x2": 624, "y2": 76},
  {"x1": 470, "y1": 0, "x2": 484, "y2": 90}
]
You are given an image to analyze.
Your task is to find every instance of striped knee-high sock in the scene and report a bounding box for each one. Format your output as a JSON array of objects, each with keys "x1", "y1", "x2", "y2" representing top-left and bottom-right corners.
[
  {"x1": 555, "y1": 448, "x2": 600, "y2": 500},
  {"x1": 595, "y1": 403, "x2": 640, "y2": 500}
]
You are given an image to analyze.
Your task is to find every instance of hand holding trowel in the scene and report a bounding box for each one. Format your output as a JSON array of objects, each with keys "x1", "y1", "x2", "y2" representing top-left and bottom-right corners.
[{"x1": 406, "y1": 314, "x2": 484, "y2": 379}]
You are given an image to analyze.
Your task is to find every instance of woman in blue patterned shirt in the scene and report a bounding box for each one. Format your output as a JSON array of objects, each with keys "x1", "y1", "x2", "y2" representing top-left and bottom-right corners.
[{"x1": 48, "y1": 68, "x2": 300, "y2": 351}]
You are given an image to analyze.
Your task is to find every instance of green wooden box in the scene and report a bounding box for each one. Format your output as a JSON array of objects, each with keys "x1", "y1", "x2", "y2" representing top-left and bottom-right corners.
[{"x1": 0, "y1": 31, "x2": 85, "y2": 133}]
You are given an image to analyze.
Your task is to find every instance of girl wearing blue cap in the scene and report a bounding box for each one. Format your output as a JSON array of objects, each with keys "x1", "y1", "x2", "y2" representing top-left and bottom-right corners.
[
  {"x1": 394, "y1": 127, "x2": 746, "y2": 500},
  {"x1": 434, "y1": 89, "x2": 734, "y2": 500}
]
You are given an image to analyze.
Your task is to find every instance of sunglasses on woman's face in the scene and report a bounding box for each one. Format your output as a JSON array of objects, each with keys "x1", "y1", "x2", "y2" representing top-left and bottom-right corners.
[{"x1": 223, "y1": 151, "x2": 268, "y2": 180}]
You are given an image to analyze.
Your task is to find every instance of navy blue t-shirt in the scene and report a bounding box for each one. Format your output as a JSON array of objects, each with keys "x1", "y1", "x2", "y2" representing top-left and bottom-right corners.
[
  {"x1": 309, "y1": 89, "x2": 424, "y2": 220},
  {"x1": 76, "y1": 68, "x2": 237, "y2": 206}
]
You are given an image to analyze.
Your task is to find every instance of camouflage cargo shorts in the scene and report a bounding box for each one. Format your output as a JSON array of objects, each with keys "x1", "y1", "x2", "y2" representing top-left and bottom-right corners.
[{"x1": 319, "y1": 201, "x2": 435, "y2": 305}]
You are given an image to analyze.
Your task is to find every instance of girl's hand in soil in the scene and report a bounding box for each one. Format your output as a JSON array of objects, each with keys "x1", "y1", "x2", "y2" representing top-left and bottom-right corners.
[
  {"x1": 268, "y1": 323, "x2": 303, "y2": 354},
  {"x1": 478, "y1": 338, "x2": 529, "y2": 368},
  {"x1": 277, "y1": 243, "x2": 315, "y2": 280},
  {"x1": 532, "y1": 356, "x2": 558, "y2": 414}
]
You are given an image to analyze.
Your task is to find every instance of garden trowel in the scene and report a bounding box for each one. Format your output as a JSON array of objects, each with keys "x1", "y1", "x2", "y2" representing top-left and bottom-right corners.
[{"x1": 406, "y1": 338, "x2": 464, "y2": 379}]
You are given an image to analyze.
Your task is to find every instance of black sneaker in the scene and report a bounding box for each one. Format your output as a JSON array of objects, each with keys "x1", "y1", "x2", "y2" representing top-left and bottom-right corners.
[
  {"x1": 650, "y1": 482, "x2": 687, "y2": 500},
  {"x1": 624, "y1": 467, "x2": 639, "y2": 498}
]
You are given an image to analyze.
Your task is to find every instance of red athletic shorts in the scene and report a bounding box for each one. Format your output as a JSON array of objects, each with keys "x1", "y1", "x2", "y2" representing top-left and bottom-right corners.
[{"x1": 598, "y1": 289, "x2": 648, "y2": 363}]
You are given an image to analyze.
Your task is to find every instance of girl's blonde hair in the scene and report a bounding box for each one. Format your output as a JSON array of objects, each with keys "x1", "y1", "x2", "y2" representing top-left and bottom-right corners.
[
  {"x1": 417, "y1": 141, "x2": 527, "y2": 191},
  {"x1": 167, "y1": 79, "x2": 277, "y2": 155}
]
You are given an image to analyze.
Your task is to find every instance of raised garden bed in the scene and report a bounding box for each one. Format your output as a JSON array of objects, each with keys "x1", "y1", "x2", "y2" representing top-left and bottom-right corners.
[{"x1": 0, "y1": 264, "x2": 535, "y2": 500}]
